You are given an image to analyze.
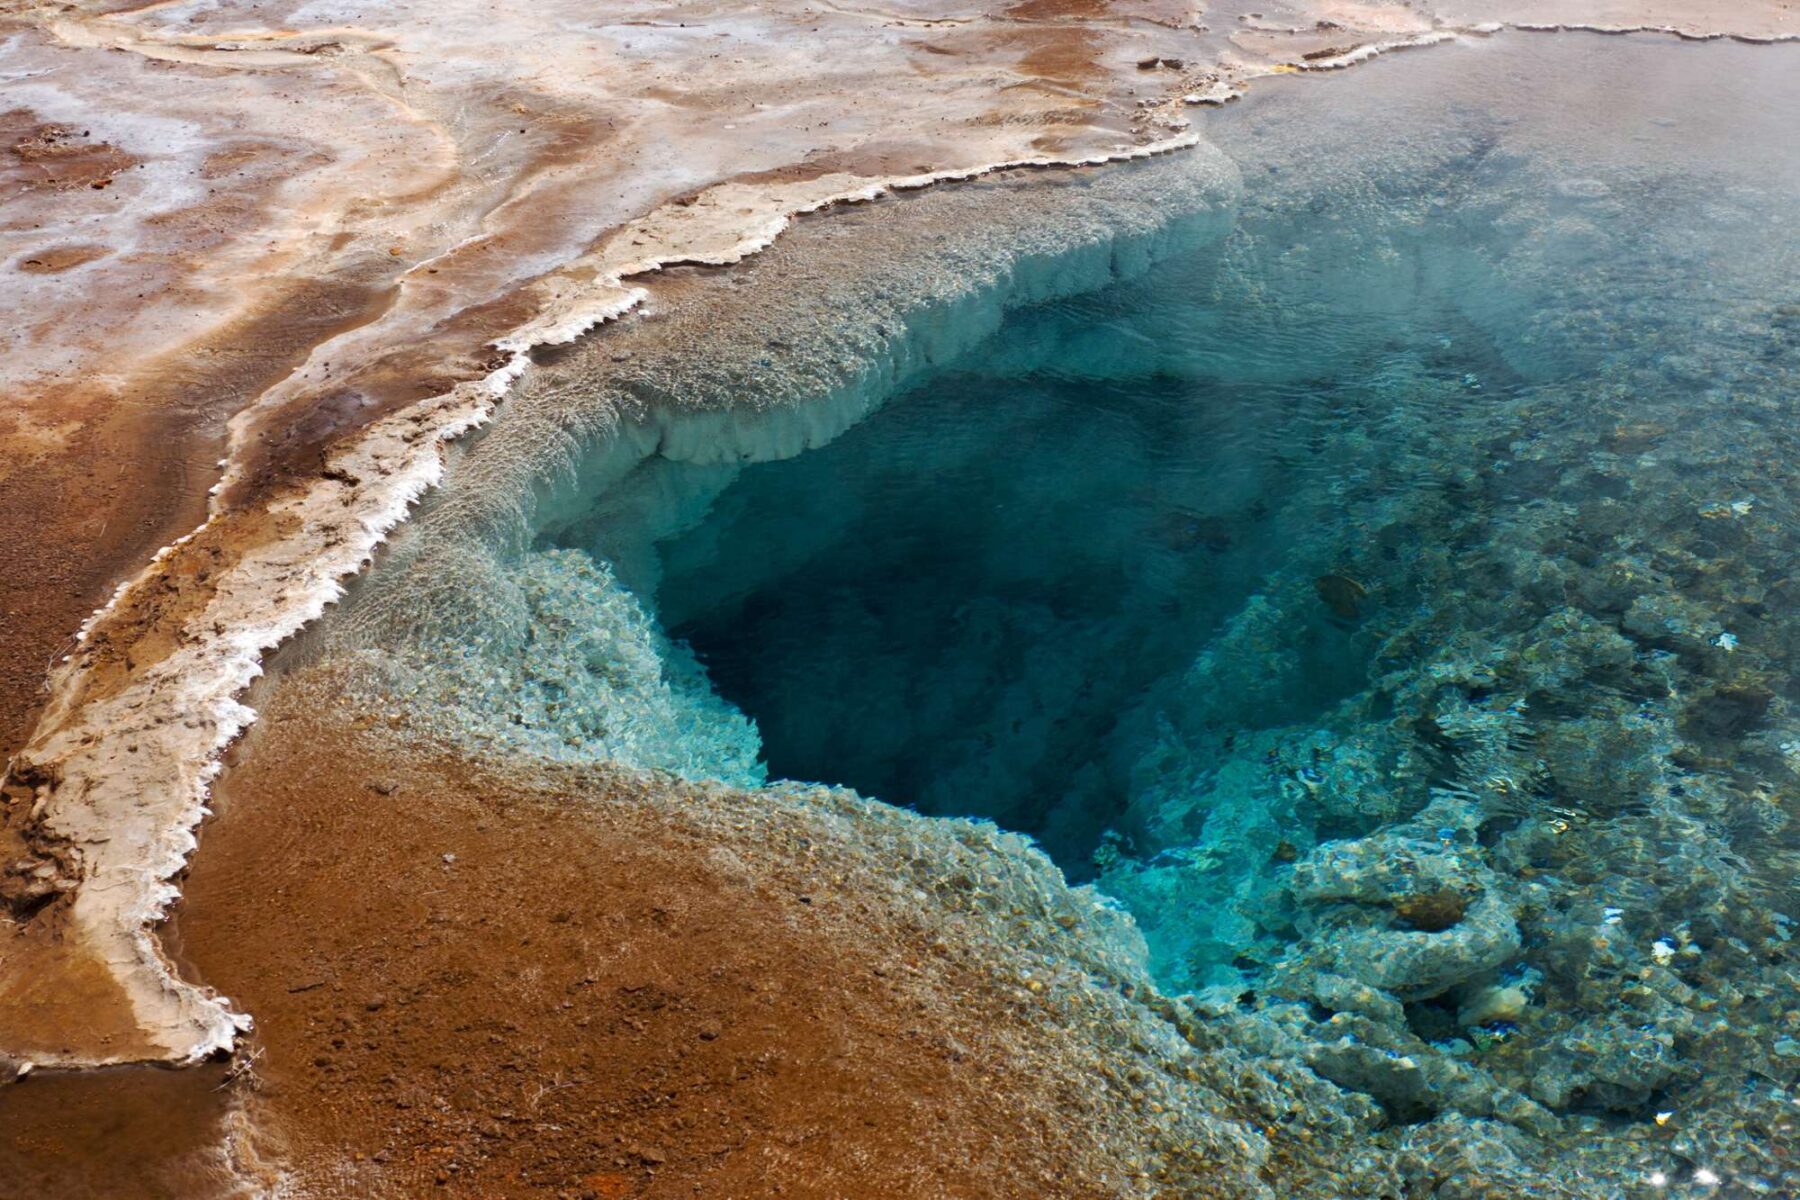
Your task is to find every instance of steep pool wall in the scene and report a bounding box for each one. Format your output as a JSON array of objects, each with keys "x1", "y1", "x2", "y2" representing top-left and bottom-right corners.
[{"x1": 316, "y1": 149, "x2": 1244, "y2": 777}]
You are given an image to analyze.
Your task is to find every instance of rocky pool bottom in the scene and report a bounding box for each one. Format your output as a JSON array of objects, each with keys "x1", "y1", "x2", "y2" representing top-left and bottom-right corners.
[{"x1": 185, "y1": 31, "x2": 1800, "y2": 1199}]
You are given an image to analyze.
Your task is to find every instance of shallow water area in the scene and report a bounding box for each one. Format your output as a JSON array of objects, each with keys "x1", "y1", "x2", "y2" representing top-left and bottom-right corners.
[{"x1": 251, "y1": 28, "x2": 1800, "y2": 1196}]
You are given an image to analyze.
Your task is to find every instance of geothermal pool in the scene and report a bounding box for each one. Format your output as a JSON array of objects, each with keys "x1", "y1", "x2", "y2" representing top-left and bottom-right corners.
[
  {"x1": 558, "y1": 33, "x2": 1800, "y2": 996},
  {"x1": 323, "y1": 30, "x2": 1800, "y2": 1189}
]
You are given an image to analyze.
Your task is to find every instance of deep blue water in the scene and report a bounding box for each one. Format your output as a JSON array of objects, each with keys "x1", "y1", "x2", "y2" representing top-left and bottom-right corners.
[{"x1": 652, "y1": 334, "x2": 1397, "y2": 874}]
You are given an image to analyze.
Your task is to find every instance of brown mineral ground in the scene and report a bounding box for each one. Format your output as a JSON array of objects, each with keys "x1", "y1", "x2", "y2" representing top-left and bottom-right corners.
[
  {"x1": 141, "y1": 675, "x2": 1238, "y2": 1198},
  {"x1": 0, "y1": 0, "x2": 1795, "y2": 1195}
]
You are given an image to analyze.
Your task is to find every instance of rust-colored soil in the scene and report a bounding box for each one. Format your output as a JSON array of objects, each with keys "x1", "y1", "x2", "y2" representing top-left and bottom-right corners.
[
  {"x1": 162, "y1": 690, "x2": 1184, "y2": 1199},
  {"x1": 0, "y1": 393, "x2": 225, "y2": 761},
  {"x1": 4, "y1": 113, "x2": 138, "y2": 192}
]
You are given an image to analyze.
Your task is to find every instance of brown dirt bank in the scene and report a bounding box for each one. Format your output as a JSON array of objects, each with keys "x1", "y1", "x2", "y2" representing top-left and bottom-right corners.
[{"x1": 156, "y1": 671, "x2": 1288, "y2": 1199}]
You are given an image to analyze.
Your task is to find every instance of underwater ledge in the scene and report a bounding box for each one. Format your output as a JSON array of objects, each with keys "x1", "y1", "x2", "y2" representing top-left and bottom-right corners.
[
  {"x1": 226, "y1": 30, "x2": 1800, "y2": 1199},
  {"x1": 324, "y1": 149, "x2": 1246, "y2": 778}
]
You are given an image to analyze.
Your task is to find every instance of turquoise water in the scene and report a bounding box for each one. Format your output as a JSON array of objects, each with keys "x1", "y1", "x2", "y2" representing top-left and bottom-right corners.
[
  {"x1": 586, "y1": 35, "x2": 1800, "y2": 988},
  {"x1": 532, "y1": 34, "x2": 1800, "y2": 1180},
  {"x1": 350, "y1": 32, "x2": 1800, "y2": 1189}
]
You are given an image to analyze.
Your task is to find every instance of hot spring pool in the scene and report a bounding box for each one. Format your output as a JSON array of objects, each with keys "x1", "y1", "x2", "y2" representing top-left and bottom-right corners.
[
  {"x1": 548, "y1": 33, "x2": 1800, "y2": 989},
  {"x1": 337, "y1": 30, "x2": 1800, "y2": 1184}
]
